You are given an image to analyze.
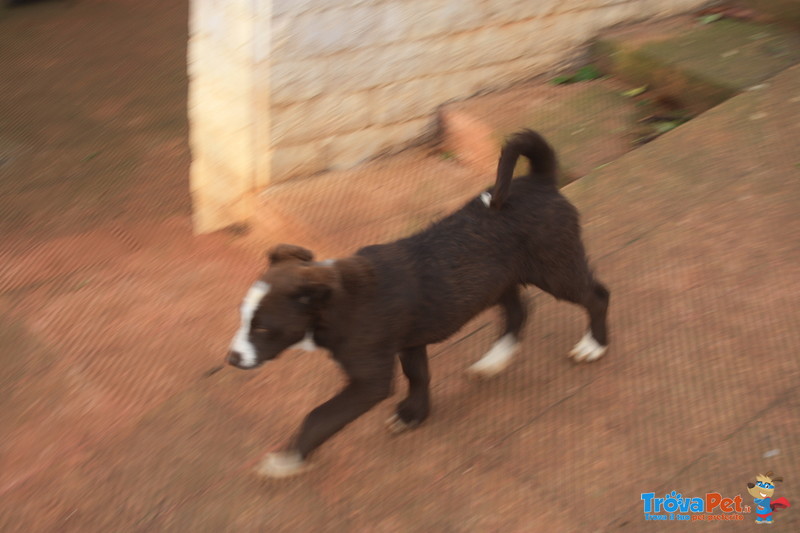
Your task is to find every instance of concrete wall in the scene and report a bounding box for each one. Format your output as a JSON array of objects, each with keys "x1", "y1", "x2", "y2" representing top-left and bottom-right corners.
[
  {"x1": 189, "y1": 0, "x2": 709, "y2": 234},
  {"x1": 189, "y1": 0, "x2": 262, "y2": 234}
]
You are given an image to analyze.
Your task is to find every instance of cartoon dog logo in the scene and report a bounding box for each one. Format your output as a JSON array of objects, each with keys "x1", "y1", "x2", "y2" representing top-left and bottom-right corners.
[{"x1": 747, "y1": 471, "x2": 791, "y2": 524}]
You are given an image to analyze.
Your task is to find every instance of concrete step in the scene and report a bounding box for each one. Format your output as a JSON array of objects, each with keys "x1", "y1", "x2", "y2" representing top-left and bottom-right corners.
[
  {"x1": 439, "y1": 13, "x2": 800, "y2": 183},
  {"x1": 592, "y1": 14, "x2": 800, "y2": 114}
]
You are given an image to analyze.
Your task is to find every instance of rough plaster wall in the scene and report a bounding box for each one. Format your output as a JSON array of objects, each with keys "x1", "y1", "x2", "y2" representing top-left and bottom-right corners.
[{"x1": 267, "y1": 0, "x2": 710, "y2": 181}]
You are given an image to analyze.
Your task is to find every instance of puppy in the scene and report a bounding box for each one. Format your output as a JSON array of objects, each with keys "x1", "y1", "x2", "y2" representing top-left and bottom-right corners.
[{"x1": 228, "y1": 130, "x2": 610, "y2": 478}]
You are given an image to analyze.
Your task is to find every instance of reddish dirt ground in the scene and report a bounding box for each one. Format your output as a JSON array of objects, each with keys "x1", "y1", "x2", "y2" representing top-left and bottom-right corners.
[{"x1": 1, "y1": 1, "x2": 799, "y2": 532}]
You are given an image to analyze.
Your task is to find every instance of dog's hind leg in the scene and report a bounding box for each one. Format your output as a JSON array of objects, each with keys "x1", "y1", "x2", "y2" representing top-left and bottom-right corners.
[
  {"x1": 466, "y1": 285, "x2": 526, "y2": 378},
  {"x1": 386, "y1": 345, "x2": 430, "y2": 434},
  {"x1": 568, "y1": 279, "x2": 609, "y2": 363}
]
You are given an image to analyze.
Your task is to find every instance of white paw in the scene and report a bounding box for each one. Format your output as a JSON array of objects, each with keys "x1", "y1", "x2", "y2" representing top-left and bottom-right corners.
[
  {"x1": 569, "y1": 332, "x2": 607, "y2": 362},
  {"x1": 255, "y1": 451, "x2": 310, "y2": 479},
  {"x1": 386, "y1": 413, "x2": 410, "y2": 434},
  {"x1": 466, "y1": 334, "x2": 519, "y2": 378},
  {"x1": 479, "y1": 191, "x2": 492, "y2": 207},
  {"x1": 385, "y1": 413, "x2": 416, "y2": 434}
]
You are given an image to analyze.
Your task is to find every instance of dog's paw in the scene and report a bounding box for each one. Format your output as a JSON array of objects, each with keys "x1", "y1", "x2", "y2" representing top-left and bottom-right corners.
[
  {"x1": 569, "y1": 332, "x2": 607, "y2": 363},
  {"x1": 385, "y1": 413, "x2": 419, "y2": 434},
  {"x1": 466, "y1": 334, "x2": 519, "y2": 378},
  {"x1": 255, "y1": 451, "x2": 311, "y2": 479}
]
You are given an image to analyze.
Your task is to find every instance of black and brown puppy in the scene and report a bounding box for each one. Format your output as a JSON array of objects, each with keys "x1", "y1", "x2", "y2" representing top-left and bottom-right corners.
[{"x1": 228, "y1": 130, "x2": 610, "y2": 478}]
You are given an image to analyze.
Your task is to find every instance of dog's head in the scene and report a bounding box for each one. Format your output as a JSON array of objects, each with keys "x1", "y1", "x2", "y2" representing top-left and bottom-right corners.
[{"x1": 227, "y1": 244, "x2": 336, "y2": 369}]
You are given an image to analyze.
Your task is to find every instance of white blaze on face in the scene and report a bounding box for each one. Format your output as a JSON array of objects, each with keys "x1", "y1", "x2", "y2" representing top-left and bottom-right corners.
[{"x1": 230, "y1": 281, "x2": 270, "y2": 367}]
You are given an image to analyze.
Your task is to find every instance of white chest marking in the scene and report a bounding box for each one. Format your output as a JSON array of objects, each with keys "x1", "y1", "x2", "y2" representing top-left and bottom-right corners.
[
  {"x1": 290, "y1": 331, "x2": 319, "y2": 352},
  {"x1": 230, "y1": 281, "x2": 270, "y2": 367}
]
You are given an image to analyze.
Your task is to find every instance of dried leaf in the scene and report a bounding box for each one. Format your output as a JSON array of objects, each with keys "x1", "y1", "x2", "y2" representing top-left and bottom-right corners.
[
  {"x1": 622, "y1": 86, "x2": 648, "y2": 97},
  {"x1": 698, "y1": 13, "x2": 723, "y2": 25}
]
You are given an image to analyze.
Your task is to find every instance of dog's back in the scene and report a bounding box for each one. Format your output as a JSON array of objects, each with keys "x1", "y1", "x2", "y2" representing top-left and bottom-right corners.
[{"x1": 354, "y1": 130, "x2": 589, "y2": 346}]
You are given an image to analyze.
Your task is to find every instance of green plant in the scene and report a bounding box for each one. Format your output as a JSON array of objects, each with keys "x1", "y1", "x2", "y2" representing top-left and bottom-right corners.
[{"x1": 551, "y1": 65, "x2": 603, "y2": 85}]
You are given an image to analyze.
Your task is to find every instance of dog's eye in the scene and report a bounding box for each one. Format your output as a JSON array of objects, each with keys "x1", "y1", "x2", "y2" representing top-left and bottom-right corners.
[{"x1": 252, "y1": 324, "x2": 281, "y2": 339}]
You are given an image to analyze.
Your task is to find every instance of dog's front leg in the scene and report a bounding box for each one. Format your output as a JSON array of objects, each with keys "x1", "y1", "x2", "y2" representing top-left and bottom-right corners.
[
  {"x1": 257, "y1": 376, "x2": 392, "y2": 479},
  {"x1": 387, "y1": 345, "x2": 430, "y2": 433}
]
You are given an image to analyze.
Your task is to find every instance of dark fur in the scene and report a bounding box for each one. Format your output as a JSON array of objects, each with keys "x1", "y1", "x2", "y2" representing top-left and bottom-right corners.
[{"x1": 229, "y1": 130, "x2": 609, "y2": 462}]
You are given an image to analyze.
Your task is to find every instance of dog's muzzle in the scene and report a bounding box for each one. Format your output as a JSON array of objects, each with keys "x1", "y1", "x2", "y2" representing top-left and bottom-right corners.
[
  {"x1": 226, "y1": 350, "x2": 246, "y2": 368},
  {"x1": 227, "y1": 350, "x2": 267, "y2": 369}
]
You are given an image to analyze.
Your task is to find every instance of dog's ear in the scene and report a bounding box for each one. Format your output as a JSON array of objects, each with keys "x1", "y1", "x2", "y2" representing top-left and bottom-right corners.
[
  {"x1": 267, "y1": 244, "x2": 314, "y2": 265},
  {"x1": 292, "y1": 265, "x2": 336, "y2": 308}
]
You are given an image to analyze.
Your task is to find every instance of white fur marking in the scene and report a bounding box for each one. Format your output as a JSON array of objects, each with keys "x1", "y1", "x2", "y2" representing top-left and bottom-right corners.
[
  {"x1": 569, "y1": 331, "x2": 607, "y2": 362},
  {"x1": 467, "y1": 333, "x2": 519, "y2": 377},
  {"x1": 385, "y1": 413, "x2": 415, "y2": 434},
  {"x1": 256, "y1": 451, "x2": 309, "y2": 479},
  {"x1": 319, "y1": 259, "x2": 336, "y2": 266},
  {"x1": 290, "y1": 331, "x2": 318, "y2": 352},
  {"x1": 479, "y1": 191, "x2": 492, "y2": 207},
  {"x1": 230, "y1": 281, "x2": 270, "y2": 368}
]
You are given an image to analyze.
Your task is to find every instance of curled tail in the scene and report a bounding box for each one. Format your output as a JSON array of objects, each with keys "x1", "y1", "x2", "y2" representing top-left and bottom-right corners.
[{"x1": 489, "y1": 129, "x2": 558, "y2": 209}]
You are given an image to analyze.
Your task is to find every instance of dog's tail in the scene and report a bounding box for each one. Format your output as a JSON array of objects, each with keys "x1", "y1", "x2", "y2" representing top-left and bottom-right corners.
[{"x1": 489, "y1": 129, "x2": 558, "y2": 209}]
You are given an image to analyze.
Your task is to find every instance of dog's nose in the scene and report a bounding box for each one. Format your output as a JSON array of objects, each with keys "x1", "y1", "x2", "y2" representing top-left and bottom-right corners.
[{"x1": 227, "y1": 351, "x2": 242, "y2": 367}]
